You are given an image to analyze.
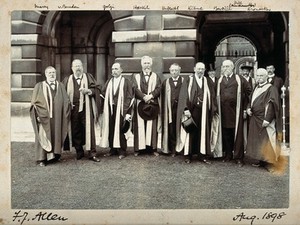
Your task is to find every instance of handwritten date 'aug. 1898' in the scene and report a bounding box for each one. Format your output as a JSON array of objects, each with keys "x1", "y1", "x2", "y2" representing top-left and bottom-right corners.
[
  {"x1": 12, "y1": 210, "x2": 68, "y2": 225},
  {"x1": 233, "y1": 212, "x2": 287, "y2": 225}
]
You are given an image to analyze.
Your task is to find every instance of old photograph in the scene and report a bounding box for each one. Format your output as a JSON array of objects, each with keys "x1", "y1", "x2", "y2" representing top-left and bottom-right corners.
[{"x1": 2, "y1": 0, "x2": 300, "y2": 224}]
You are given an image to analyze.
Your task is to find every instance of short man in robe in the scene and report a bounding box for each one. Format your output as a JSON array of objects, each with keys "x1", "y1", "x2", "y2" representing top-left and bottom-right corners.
[
  {"x1": 131, "y1": 56, "x2": 161, "y2": 156},
  {"x1": 63, "y1": 59, "x2": 102, "y2": 162},
  {"x1": 176, "y1": 62, "x2": 216, "y2": 164},
  {"x1": 240, "y1": 61, "x2": 256, "y2": 151},
  {"x1": 216, "y1": 60, "x2": 252, "y2": 167},
  {"x1": 266, "y1": 64, "x2": 284, "y2": 95},
  {"x1": 206, "y1": 63, "x2": 219, "y2": 93},
  {"x1": 100, "y1": 62, "x2": 133, "y2": 159},
  {"x1": 246, "y1": 68, "x2": 286, "y2": 174},
  {"x1": 161, "y1": 63, "x2": 184, "y2": 157},
  {"x1": 30, "y1": 66, "x2": 70, "y2": 166}
]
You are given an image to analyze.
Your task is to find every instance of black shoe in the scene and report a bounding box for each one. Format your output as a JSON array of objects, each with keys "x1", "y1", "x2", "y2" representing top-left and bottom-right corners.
[
  {"x1": 104, "y1": 152, "x2": 113, "y2": 157},
  {"x1": 185, "y1": 158, "x2": 191, "y2": 164},
  {"x1": 38, "y1": 161, "x2": 46, "y2": 167},
  {"x1": 222, "y1": 157, "x2": 232, "y2": 162},
  {"x1": 153, "y1": 152, "x2": 159, "y2": 157},
  {"x1": 236, "y1": 159, "x2": 244, "y2": 167},
  {"x1": 200, "y1": 158, "x2": 212, "y2": 165},
  {"x1": 90, "y1": 156, "x2": 100, "y2": 162},
  {"x1": 76, "y1": 153, "x2": 84, "y2": 160},
  {"x1": 119, "y1": 155, "x2": 126, "y2": 160}
]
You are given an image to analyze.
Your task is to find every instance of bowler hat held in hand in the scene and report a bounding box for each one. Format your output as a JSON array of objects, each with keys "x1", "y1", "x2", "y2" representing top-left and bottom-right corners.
[
  {"x1": 138, "y1": 101, "x2": 159, "y2": 120},
  {"x1": 121, "y1": 120, "x2": 130, "y2": 133},
  {"x1": 182, "y1": 117, "x2": 198, "y2": 133}
]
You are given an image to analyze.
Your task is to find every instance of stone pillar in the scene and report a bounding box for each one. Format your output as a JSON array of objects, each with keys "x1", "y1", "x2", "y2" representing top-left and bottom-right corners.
[
  {"x1": 112, "y1": 12, "x2": 197, "y2": 80},
  {"x1": 11, "y1": 11, "x2": 46, "y2": 117}
]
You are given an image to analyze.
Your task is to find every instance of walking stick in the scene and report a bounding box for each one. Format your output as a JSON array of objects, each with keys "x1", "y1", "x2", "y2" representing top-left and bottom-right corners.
[{"x1": 281, "y1": 85, "x2": 286, "y2": 149}]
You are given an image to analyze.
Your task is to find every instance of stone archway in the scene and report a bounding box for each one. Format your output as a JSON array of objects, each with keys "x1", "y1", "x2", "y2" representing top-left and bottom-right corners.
[{"x1": 196, "y1": 12, "x2": 288, "y2": 79}]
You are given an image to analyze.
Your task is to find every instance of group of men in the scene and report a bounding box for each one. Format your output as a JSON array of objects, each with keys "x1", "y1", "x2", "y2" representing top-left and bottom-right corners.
[{"x1": 30, "y1": 56, "x2": 287, "y2": 173}]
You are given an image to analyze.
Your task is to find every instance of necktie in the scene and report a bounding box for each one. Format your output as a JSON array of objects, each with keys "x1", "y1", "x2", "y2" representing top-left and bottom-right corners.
[
  {"x1": 50, "y1": 82, "x2": 55, "y2": 90},
  {"x1": 76, "y1": 77, "x2": 81, "y2": 85},
  {"x1": 173, "y1": 79, "x2": 178, "y2": 86},
  {"x1": 145, "y1": 73, "x2": 149, "y2": 83}
]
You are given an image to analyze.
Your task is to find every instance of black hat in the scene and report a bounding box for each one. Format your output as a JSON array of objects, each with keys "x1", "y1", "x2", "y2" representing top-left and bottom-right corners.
[
  {"x1": 241, "y1": 61, "x2": 253, "y2": 70},
  {"x1": 208, "y1": 63, "x2": 215, "y2": 71},
  {"x1": 121, "y1": 120, "x2": 130, "y2": 133},
  {"x1": 138, "y1": 101, "x2": 159, "y2": 120},
  {"x1": 182, "y1": 117, "x2": 198, "y2": 133}
]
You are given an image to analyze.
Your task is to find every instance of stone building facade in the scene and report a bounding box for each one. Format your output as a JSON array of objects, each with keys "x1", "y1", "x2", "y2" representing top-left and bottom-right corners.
[{"x1": 11, "y1": 11, "x2": 289, "y2": 120}]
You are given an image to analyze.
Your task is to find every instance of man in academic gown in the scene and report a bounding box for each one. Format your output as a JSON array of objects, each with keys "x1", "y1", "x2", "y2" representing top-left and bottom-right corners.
[
  {"x1": 240, "y1": 62, "x2": 256, "y2": 151},
  {"x1": 30, "y1": 66, "x2": 70, "y2": 166},
  {"x1": 246, "y1": 68, "x2": 286, "y2": 174},
  {"x1": 100, "y1": 62, "x2": 133, "y2": 159},
  {"x1": 216, "y1": 60, "x2": 252, "y2": 167},
  {"x1": 63, "y1": 59, "x2": 102, "y2": 162},
  {"x1": 131, "y1": 56, "x2": 161, "y2": 156},
  {"x1": 206, "y1": 64, "x2": 219, "y2": 93},
  {"x1": 176, "y1": 62, "x2": 216, "y2": 164},
  {"x1": 161, "y1": 63, "x2": 184, "y2": 156}
]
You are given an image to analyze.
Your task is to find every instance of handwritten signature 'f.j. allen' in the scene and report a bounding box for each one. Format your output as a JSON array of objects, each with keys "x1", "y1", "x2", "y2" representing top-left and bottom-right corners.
[{"x1": 12, "y1": 210, "x2": 68, "y2": 225}]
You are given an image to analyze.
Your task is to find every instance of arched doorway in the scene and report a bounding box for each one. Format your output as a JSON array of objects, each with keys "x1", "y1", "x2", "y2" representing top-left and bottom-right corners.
[
  {"x1": 197, "y1": 12, "x2": 288, "y2": 79},
  {"x1": 41, "y1": 11, "x2": 114, "y2": 83},
  {"x1": 214, "y1": 35, "x2": 257, "y2": 77}
]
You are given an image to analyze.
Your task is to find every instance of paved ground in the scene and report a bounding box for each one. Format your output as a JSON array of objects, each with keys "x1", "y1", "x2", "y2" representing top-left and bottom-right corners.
[{"x1": 11, "y1": 142, "x2": 289, "y2": 210}]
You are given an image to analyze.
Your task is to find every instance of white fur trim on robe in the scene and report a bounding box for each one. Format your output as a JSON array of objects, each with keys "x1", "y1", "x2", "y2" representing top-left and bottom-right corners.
[{"x1": 100, "y1": 77, "x2": 125, "y2": 148}]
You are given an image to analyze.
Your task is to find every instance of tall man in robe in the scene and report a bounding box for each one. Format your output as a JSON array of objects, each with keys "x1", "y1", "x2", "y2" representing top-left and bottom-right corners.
[
  {"x1": 161, "y1": 63, "x2": 184, "y2": 157},
  {"x1": 176, "y1": 62, "x2": 216, "y2": 164},
  {"x1": 131, "y1": 56, "x2": 161, "y2": 156},
  {"x1": 216, "y1": 60, "x2": 252, "y2": 167},
  {"x1": 100, "y1": 62, "x2": 133, "y2": 159},
  {"x1": 63, "y1": 59, "x2": 102, "y2": 162},
  {"x1": 30, "y1": 66, "x2": 70, "y2": 166},
  {"x1": 246, "y1": 68, "x2": 286, "y2": 174}
]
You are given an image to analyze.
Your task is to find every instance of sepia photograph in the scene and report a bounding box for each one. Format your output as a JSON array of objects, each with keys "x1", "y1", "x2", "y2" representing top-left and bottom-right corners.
[{"x1": 1, "y1": 0, "x2": 300, "y2": 224}]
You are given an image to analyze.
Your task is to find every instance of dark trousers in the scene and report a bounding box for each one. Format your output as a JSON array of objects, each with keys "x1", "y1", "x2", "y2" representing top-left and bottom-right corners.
[
  {"x1": 71, "y1": 104, "x2": 96, "y2": 157},
  {"x1": 222, "y1": 127, "x2": 235, "y2": 159},
  {"x1": 109, "y1": 105, "x2": 126, "y2": 155}
]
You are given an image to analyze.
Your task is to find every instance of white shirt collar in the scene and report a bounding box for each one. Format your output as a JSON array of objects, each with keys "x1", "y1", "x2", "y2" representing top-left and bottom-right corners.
[{"x1": 268, "y1": 74, "x2": 275, "y2": 78}]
